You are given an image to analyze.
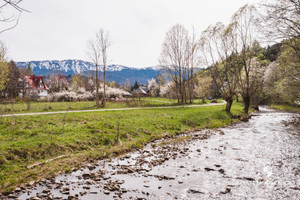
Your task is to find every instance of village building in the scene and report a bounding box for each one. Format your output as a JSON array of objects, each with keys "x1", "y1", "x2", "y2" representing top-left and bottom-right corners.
[
  {"x1": 54, "y1": 75, "x2": 69, "y2": 86},
  {"x1": 19, "y1": 75, "x2": 49, "y2": 98},
  {"x1": 131, "y1": 86, "x2": 148, "y2": 97},
  {"x1": 46, "y1": 75, "x2": 69, "y2": 92}
]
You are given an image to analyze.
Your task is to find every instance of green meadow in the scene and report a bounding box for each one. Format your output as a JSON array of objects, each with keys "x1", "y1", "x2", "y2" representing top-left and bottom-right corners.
[{"x1": 0, "y1": 100, "x2": 246, "y2": 192}]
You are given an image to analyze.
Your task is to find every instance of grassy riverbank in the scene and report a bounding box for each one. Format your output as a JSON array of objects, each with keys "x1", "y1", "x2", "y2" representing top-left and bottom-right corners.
[
  {"x1": 270, "y1": 104, "x2": 300, "y2": 112},
  {"x1": 0, "y1": 101, "x2": 246, "y2": 193}
]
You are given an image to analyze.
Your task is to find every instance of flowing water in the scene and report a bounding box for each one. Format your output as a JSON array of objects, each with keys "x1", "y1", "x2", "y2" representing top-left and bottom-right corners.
[{"x1": 8, "y1": 107, "x2": 300, "y2": 199}]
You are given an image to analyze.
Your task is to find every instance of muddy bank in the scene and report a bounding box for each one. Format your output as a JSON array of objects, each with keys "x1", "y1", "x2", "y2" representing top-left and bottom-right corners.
[{"x1": 2, "y1": 107, "x2": 300, "y2": 200}]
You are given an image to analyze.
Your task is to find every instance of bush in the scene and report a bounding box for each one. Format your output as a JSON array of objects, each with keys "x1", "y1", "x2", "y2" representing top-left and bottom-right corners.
[{"x1": 47, "y1": 86, "x2": 131, "y2": 102}]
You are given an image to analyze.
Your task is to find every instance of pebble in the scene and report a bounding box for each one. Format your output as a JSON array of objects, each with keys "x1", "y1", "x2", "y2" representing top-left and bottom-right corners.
[{"x1": 103, "y1": 190, "x2": 110, "y2": 195}]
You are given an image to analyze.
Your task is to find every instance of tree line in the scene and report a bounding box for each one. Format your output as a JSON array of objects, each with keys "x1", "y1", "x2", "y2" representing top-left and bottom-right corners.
[{"x1": 159, "y1": 0, "x2": 299, "y2": 113}]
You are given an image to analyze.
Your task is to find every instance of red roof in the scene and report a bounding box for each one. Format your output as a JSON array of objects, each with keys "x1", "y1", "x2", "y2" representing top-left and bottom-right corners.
[
  {"x1": 25, "y1": 76, "x2": 49, "y2": 90},
  {"x1": 55, "y1": 75, "x2": 69, "y2": 85}
]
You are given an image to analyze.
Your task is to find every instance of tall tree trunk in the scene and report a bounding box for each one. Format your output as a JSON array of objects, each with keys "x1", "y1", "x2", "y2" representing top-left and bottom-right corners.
[
  {"x1": 225, "y1": 97, "x2": 233, "y2": 112},
  {"x1": 101, "y1": 65, "x2": 106, "y2": 107},
  {"x1": 189, "y1": 71, "x2": 194, "y2": 104},
  {"x1": 242, "y1": 95, "x2": 251, "y2": 114},
  {"x1": 26, "y1": 98, "x2": 30, "y2": 110},
  {"x1": 187, "y1": 65, "x2": 191, "y2": 104},
  {"x1": 95, "y1": 65, "x2": 99, "y2": 106},
  {"x1": 183, "y1": 81, "x2": 187, "y2": 104}
]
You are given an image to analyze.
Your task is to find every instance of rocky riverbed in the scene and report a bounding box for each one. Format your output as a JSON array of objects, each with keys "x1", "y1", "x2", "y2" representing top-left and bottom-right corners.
[{"x1": 2, "y1": 107, "x2": 300, "y2": 200}]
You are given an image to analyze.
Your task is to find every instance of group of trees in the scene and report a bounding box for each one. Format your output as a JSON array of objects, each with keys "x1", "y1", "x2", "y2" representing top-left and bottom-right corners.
[
  {"x1": 199, "y1": 5, "x2": 269, "y2": 113},
  {"x1": 262, "y1": 0, "x2": 300, "y2": 105},
  {"x1": 263, "y1": 40, "x2": 300, "y2": 104},
  {"x1": 87, "y1": 28, "x2": 112, "y2": 107},
  {"x1": 159, "y1": 24, "x2": 199, "y2": 104},
  {"x1": 159, "y1": 0, "x2": 299, "y2": 113}
]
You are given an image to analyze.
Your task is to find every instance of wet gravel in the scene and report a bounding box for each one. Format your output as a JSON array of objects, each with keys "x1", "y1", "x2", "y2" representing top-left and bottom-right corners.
[{"x1": 2, "y1": 107, "x2": 300, "y2": 200}]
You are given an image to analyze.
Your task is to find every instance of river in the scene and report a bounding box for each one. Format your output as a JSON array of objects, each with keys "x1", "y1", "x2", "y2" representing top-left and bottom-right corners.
[{"x1": 10, "y1": 107, "x2": 300, "y2": 199}]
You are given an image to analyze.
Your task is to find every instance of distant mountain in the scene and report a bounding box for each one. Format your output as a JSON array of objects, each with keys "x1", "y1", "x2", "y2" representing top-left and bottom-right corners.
[{"x1": 16, "y1": 59, "x2": 162, "y2": 85}]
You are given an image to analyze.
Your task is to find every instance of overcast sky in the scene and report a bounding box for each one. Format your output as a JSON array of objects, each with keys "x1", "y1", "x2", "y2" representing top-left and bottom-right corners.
[{"x1": 1, "y1": 0, "x2": 265, "y2": 68}]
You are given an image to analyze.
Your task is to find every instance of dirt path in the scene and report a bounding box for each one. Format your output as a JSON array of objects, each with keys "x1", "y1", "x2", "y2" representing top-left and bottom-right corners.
[{"x1": 0, "y1": 102, "x2": 225, "y2": 117}]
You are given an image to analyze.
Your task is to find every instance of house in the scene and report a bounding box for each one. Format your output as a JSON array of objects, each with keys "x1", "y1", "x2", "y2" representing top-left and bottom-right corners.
[
  {"x1": 132, "y1": 86, "x2": 148, "y2": 96},
  {"x1": 20, "y1": 75, "x2": 49, "y2": 98},
  {"x1": 47, "y1": 75, "x2": 69, "y2": 91},
  {"x1": 140, "y1": 86, "x2": 151, "y2": 95}
]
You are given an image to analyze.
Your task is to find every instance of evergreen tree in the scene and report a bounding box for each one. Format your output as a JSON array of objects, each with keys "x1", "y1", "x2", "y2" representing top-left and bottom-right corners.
[
  {"x1": 4, "y1": 60, "x2": 20, "y2": 98},
  {"x1": 132, "y1": 80, "x2": 139, "y2": 91},
  {"x1": 25, "y1": 62, "x2": 34, "y2": 76}
]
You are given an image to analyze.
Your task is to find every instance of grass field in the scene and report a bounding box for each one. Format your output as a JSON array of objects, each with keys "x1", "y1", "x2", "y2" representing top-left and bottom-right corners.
[
  {"x1": 0, "y1": 97, "x2": 208, "y2": 114},
  {"x1": 0, "y1": 100, "x2": 246, "y2": 192},
  {"x1": 0, "y1": 101, "x2": 125, "y2": 114}
]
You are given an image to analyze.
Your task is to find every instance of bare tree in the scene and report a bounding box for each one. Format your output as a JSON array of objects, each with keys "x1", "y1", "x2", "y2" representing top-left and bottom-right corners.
[
  {"x1": 86, "y1": 38, "x2": 101, "y2": 106},
  {"x1": 0, "y1": 0, "x2": 29, "y2": 34},
  {"x1": 0, "y1": 40, "x2": 7, "y2": 60},
  {"x1": 159, "y1": 24, "x2": 198, "y2": 104},
  {"x1": 186, "y1": 27, "x2": 200, "y2": 103},
  {"x1": 124, "y1": 78, "x2": 131, "y2": 92},
  {"x1": 262, "y1": 0, "x2": 300, "y2": 41},
  {"x1": 262, "y1": 0, "x2": 300, "y2": 67},
  {"x1": 86, "y1": 28, "x2": 112, "y2": 107},
  {"x1": 97, "y1": 28, "x2": 112, "y2": 107}
]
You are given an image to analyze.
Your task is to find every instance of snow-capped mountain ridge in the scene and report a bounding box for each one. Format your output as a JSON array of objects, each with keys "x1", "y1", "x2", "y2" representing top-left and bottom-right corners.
[
  {"x1": 16, "y1": 59, "x2": 140, "y2": 73},
  {"x1": 17, "y1": 59, "x2": 161, "y2": 73},
  {"x1": 16, "y1": 59, "x2": 162, "y2": 84}
]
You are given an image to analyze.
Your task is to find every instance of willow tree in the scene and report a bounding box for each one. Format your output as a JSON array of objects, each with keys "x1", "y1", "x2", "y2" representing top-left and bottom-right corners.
[
  {"x1": 200, "y1": 22, "x2": 240, "y2": 112},
  {"x1": 262, "y1": 0, "x2": 300, "y2": 57},
  {"x1": 231, "y1": 4, "x2": 266, "y2": 113}
]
